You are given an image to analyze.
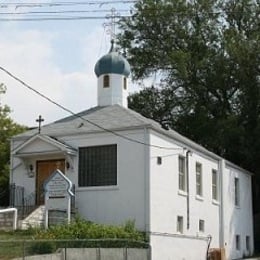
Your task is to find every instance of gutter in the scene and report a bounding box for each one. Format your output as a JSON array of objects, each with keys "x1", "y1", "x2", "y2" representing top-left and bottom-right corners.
[{"x1": 186, "y1": 150, "x2": 191, "y2": 229}]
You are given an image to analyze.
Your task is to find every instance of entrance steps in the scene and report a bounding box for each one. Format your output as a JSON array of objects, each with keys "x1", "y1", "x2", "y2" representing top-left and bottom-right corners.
[{"x1": 19, "y1": 205, "x2": 45, "y2": 230}]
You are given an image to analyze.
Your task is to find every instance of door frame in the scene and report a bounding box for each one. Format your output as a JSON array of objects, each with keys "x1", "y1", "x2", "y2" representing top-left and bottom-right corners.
[{"x1": 36, "y1": 159, "x2": 65, "y2": 205}]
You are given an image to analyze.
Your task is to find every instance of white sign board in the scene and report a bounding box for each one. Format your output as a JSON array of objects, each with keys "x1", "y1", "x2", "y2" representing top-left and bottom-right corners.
[
  {"x1": 44, "y1": 170, "x2": 73, "y2": 198},
  {"x1": 44, "y1": 169, "x2": 74, "y2": 228},
  {"x1": 46, "y1": 197, "x2": 68, "y2": 210}
]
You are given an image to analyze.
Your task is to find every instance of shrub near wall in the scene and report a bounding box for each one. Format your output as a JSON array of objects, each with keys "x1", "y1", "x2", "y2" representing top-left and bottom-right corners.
[{"x1": 28, "y1": 219, "x2": 147, "y2": 255}]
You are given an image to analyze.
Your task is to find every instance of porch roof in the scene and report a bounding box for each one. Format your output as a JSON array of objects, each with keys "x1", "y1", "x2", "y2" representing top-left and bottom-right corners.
[{"x1": 12, "y1": 134, "x2": 77, "y2": 158}]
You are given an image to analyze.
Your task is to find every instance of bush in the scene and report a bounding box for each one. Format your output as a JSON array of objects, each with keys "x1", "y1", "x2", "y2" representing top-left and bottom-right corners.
[
  {"x1": 33, "y1": 218, "x2": 147, "y2": 248},
  {"x1": 27, "y1": 241, "x2": 56, "y2": 255}
]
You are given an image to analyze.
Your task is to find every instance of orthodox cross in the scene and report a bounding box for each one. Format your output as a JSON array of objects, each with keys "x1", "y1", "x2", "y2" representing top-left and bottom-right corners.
[
  {"x1": 104, "y1": 8, "x2": 119, "y2": 42},
  {"x1": 36, "y1": 115, "x2": 44, "y2": 134}
]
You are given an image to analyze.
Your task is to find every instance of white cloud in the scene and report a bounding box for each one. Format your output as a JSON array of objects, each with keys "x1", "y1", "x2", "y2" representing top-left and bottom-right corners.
[
  {"x1": 0, "y1": 17, "x2": 144, "y2": 128},
  {"x1": 0, "y1": 25, "x2": 100, "y2": 127}
]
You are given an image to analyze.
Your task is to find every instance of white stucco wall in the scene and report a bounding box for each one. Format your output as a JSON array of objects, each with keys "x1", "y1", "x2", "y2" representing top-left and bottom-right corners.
[
  {"x1": 11, "y1": 137, "x2": 72, "y2": 201},
  {"x1": 148, "y1": 130, "x2": 254, "y2": 260},
  {"x1": 222, "y1": 163, "x2": 254, "y2": 259},
  {"x1": 150, "y1": 234, "x2": 209, "y2": 260},
  {"x1": 10, "y1": 125, "x2": 254, "y2": 260},
  {"x1": 97, "y1": 74, "x2": 128, "y2": 108},
  {"x1": 148, "y1": 130, "x2": 220, "y2": 260},
  {"x1": 62, "y1": 129, "x2": 147, "y2": 230}
]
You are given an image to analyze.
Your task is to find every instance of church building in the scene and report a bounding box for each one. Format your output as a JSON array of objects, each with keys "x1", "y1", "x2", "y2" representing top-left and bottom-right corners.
[{"x1": 10, "y1": 41, "x2": 254, "y2": 260}]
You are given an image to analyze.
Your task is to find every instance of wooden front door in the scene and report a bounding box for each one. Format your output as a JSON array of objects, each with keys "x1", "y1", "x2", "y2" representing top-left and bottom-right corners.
[{"x1": 36, "y1": 159, "x2": 65, "y2": 205}]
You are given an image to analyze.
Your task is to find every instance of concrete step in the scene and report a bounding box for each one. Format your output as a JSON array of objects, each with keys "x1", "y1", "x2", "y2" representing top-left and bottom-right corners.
[{"x1": 19, "y1": 206, "x2": 45, "y2": 229}]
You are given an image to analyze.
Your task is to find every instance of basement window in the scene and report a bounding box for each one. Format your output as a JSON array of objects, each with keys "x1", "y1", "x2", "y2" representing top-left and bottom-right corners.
[
  {"x1": 246, "y1": 236, "x2": 250, "y2": 251},
  {"x1": 235, "y1": 235, "x2": 240, "y2": 250},
  {"x1": 177, "y1": 216, "x2": 183, "y2": 234},
  {"x1": 199, "y1": 219, "x2": 205, "y2": 232},
  {"x1": 157, "y1": 156, "x2": 162, "y2": 165}
]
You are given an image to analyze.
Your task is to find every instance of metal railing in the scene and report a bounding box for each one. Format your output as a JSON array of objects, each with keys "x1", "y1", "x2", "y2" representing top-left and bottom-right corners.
[
  {"x1": 0, "y1": 187, "x2": 9, "y2": 207},
  {"x1": 0, "y1": 239, "x2": 151, "y2": 260},
  {"x1": 9, "y1": 183, "x2": 76, "y2": 220}
]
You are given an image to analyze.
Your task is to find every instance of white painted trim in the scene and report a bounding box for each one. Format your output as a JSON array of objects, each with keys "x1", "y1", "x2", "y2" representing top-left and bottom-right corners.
[{"x1": 12, "y1": 134, "x2": 77, "y2": 156}]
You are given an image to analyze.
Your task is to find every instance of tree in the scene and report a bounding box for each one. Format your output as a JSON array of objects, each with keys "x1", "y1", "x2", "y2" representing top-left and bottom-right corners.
[
  {"x1": 0, "y1": 83, "x2": 26, "y2": 205},
  {"x1": 118, "y1": 0, "x2": 260, "y2": 172}
]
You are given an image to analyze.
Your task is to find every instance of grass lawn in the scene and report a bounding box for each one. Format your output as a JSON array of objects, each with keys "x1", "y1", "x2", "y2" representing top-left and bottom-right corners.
[
  {"x1": 0, "y1": 219, "x2": 147, "y2": 259},
  {"x1": 0, "y1": 229, "x2": 35, "y2": 259}
]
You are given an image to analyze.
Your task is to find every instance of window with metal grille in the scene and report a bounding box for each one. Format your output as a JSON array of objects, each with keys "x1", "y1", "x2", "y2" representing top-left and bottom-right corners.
[
  {"x1": 196, "y1": 162, "x2": 202, "y2": 196},
  {"x1": 178, "y1": 156, "x2": 186, "y2": 191},
  {"x1": 212, "y1": 169, "x2": 218, "y2": 200},
  {"x1": 78, "y1": 144, "x2": 117, "y2": 187}
]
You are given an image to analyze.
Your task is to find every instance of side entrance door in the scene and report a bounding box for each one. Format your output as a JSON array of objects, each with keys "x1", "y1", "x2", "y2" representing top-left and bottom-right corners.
[{"x1": 36, "y1": 159, "x2": 65, "y2": 205}]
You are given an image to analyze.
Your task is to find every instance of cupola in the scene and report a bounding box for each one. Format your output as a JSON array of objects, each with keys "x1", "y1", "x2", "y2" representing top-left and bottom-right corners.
[{"x1": 94, "y1": 41, "x2": 131, "y2": 108}]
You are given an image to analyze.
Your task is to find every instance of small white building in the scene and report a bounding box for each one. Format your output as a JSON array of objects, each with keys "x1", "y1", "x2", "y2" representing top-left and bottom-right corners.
[{"x1": 10, "y1": 42, "x2": 254, "y2": 260}]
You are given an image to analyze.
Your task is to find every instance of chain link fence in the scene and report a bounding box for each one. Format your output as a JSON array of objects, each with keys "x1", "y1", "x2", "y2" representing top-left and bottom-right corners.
[{"x1": 0, "y1": 239, "x2": 151, "y2": 260}]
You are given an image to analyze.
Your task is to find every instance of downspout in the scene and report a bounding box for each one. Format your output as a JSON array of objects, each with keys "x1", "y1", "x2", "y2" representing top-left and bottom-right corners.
[
  {"x1": 144, "y1": 127, "x2": 151, "y2": 237},
  {"x1": 10, "y1": 139, "x2": 14, "y2": 184},
  {"x1": 186, "y1": 150, "x2": 191, "y2": 230},
  {"x1": 219, "y1": 159, "x2": 225, "y2": 248}
]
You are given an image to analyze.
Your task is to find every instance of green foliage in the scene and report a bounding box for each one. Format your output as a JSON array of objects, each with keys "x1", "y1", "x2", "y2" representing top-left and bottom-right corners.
[
  {"x1": 27, "y1": 241, "x2": 56, "y2": 255},
  {"x1": 118, "y1": 0, "x2": 260, "y2": 174},
  {"x1": 0, "y1": 84, "x2": 26, "y2": 205},
  {"x1": 34, "y1": 218, "x2": 145, "y2": 243}
]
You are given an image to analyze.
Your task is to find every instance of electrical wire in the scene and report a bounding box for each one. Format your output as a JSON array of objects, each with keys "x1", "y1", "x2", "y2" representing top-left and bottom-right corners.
[
  {"x1": 0, "y1": 66, "x2": 183, "y2": 151},
  {"x1": 0, "y1": 15, "x2": 130, "y2": 21},
  {"x1": 0, "y1": 9, "x2": 130, "y2": 15},
  {"x1": 0, "y1": 1, "x2": 136, "y2": 8}
]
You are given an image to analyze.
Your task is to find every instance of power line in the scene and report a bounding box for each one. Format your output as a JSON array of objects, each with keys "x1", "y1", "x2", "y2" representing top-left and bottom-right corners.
[
  {"x1": 0, "y1": 66, "x2": 183, "y2": 151},
  {"x1": 0, "y1": 9, "x2": 130, "y2": 15},
  {"x1": 0, "y1": 1, "x2": 136, "y2": 8},
  {"x1": 0, "y1": 15, "x2": 130, "y2": 21}
]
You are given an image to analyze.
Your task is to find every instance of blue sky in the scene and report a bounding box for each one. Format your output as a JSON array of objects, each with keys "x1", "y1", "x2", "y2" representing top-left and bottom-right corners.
[{"x1": 0, "y1": 0, "x2": 140, "y2": 126}]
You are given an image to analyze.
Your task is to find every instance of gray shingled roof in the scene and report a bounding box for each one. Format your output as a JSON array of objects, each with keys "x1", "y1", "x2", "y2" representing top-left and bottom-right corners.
[
  {"x1": 14, "y1": 104, "x2": 252, "y2": 175},
  {"x1": 14, "y1": 104, "x2": 218, "y2": 158},
  {"x1": 15, "y1": 105, "x2": 160, "y2": 138}
]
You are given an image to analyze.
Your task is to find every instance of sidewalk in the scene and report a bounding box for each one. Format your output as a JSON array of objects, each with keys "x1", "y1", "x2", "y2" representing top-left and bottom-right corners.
[{"x1": 241, "y1": 257, "x2": 260, "y2": 260}]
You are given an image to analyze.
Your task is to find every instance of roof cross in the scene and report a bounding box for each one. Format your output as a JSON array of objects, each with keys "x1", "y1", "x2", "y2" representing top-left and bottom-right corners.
[
  {"x1": 104, "y1": 8, "x2": 119, "y2": 42},
  {"x1": 36, "y1": 115, "x2": 44, "y2": 134}
]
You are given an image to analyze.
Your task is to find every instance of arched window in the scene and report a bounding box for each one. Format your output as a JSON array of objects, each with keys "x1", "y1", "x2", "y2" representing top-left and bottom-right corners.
[
  {"x1": 103, "y1": 75, "x2": 110, "y2": 88},
  {"x1": 123, "y1": 77, "x2": 127, "y2": 90}
]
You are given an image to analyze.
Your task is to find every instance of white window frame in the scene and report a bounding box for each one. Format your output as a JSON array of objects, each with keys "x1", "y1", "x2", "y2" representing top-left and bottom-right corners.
[
  {"x1": 212, "y1": 169, "x2": 218, "y2": 201},
  {"x1": 235, "y1": 177, "x2": 240, "y2": 207},
  {"x1": 196, "y1": 162, "x2": 203, "y2": 196},
  {"x1": 178, "y1": 156, "x2": 186, "y2": 192}
]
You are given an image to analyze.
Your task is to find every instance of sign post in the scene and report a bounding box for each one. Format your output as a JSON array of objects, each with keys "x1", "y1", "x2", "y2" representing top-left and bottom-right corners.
[{"x1": 44, "y1": 169, "x2": 74, "y2": 229}]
